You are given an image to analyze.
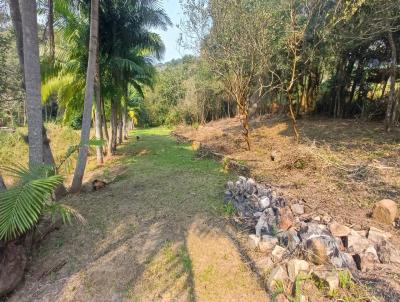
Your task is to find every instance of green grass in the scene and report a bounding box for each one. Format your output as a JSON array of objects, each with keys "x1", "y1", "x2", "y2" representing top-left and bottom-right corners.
[
  {"x1": 7, "y1": 127, "x2": 266, "y2": 302},
  {"x1": 0, "y1": 123, "x2": 80, "y2": 181}
]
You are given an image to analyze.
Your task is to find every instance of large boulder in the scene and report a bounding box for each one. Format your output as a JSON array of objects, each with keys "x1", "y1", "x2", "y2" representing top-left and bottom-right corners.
[
  {"x1": 305, "y1": 238, "x2": 329, "y2": 265},
  {"x1": 372, "y1": 199, "x2": 398, "y2": 225},
  {"x1": 367, "y1": 227, "x2": 392, "y2": 245},
  {"x1": 0, "y1": 243, "x2": 27, "y2": 297}
]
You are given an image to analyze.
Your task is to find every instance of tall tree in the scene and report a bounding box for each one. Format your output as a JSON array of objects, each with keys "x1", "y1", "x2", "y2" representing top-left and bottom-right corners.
[
  {"x1": 385, "y1": 30, "x2": 398, "y2": 132},
  {"x1": 0, "y1": 175, "x2": 6, "y2": 191},
  {"x1": 20, "y1": 0, "x2": 44, "y2": 166},
  {"x1": 70, "y1": 0, "x2": 99, "y2": 192},
  {"x1": 94, "y1": 59, "x2": 104, "y2": 164},
  {"x1": 48, "y1": 0, "x2": 55, "y2": 61},
  {"x1": 7, "y1": 0, "x2": 24, "y2": 83}
]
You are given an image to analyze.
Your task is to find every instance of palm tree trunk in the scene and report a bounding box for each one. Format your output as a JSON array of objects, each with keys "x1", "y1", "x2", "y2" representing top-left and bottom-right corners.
[
  {"x1": 101, "y1": 98, "x2": 109, "y2": 152},
  {"x1": 0, "y1": 175, "x2": 6, "y2": 191},
  {"x1": 8, "y1": 0, "x2": 24, "y2": 88},
  {"x1": 108, "y1": 100, "x2": 117, "y2": 156},
  {"x1": 385, "y1": 30, "x2": 397, "y2": 132},
  {"x1": 48, "y1": 0, "x2": 55, "y2": 61},
  {"x1": 94, "y1": 61, "x2": 104, "y2": 164},
  {"x1": 122, "y1": 103, "x2": 128, "y2": 140},
  {"x1": 118, "y1": 108, "x2": 123, "y2": 145},
  {"x1": 20, "y1": 0, "x2": 44, "y2": 166},
  {"x1": 70, "y1": 0, "x2": 99, "y2": 193}
]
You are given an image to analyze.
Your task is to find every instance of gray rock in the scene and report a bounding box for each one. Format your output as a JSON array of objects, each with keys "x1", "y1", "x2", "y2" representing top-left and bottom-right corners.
[
  {"x1": 245, "y1": 178, "x2": 257, "y2": 194},
  {"x1": 376, "y1": 241, "x2": 400, "y2": 265},
  {"x1": 287, "y1": 259, "x2": 310, "y2": 281},
  {"x1": 255, "y1": 256, "x2": 274, "y2": 273},
  {"x1": 347, "y1": 230, "x2": 370, "y2": 254},
  {"x1": 329, "y1": 221, "x2": 351, "y2": 237},
  {"x1": 312, "y1": 268, "x2": 339, "y2": 291},
  {"x1": 259, "y1": 196, "x2": 271, "y2": 209},
  {"x1": 272, "y1": 245, "x2": 287, "y2": 262},
  {"x1": 359, "y1": 246, "x2": 379, "y2": 272},
  {"x1": 255, "y1": 208, "x2": 276, "y2": 236},
  {"x1": 367, "y1": 227, "x2": 392, "y2": 245},
  {"x1": 287, "y1": 229, "x2": 301, "y2": 252},
  {"x1": 259, "y1": 235, "x2": 278, "y2": 252},
  {"x1": 267, "y1": 265, "x2": 288, "y2": 291},
  {"x1": 248, "y1": 234, "x2": 260, "y2": 250},
  {"x1": 290, "y1": 203, "x2": 305, "y2": 215}
]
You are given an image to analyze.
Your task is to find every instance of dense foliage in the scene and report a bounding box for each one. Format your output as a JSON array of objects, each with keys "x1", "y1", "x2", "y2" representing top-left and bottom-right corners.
[{"x1": 125, "y1": 0, "x2": 400, "y2": 150}]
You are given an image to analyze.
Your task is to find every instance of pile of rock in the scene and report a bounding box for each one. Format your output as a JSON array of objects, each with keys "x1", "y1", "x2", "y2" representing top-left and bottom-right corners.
[{"x1": 224, "y1": 177, "x2": 400, "y2": 294}]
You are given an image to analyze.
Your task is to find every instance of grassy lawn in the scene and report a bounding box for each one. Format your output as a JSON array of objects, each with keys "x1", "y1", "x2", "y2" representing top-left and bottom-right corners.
[{"x1": 8, "y1": 127, "x2": 268, "y2": 302}]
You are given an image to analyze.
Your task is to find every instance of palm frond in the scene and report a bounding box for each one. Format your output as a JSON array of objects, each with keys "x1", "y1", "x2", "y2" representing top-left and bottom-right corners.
[
  {"x1": 0, "y1": 175, "x2": 63, "y2": 241},
  {"x1": 45, "y1": 203, "x2": 86, "y2": 225},
  {"x1": 2, "y1": 164, "x2": 56, "y2": 185}
]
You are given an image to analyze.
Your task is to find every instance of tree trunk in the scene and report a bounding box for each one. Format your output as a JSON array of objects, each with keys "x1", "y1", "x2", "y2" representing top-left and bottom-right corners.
[
  {"x1": 101, "y1": 98, "x2": 109, "y2": 153},
  {"x1": 0, "y1": 175, "x2": 6, "y2": 191},
  {"x1": 391, "y1": 89, "x2": 399, "y2": 125},
  {"x1": 70, "y1": 0, "x2": 99, "y2": 193},
  {"x1": 8, "y1": 0, "x2": 24, "y2": 87},
  {"x1": 108, "y1": 100, "x2": 117, "y2": 156},
  {"x1": 385, "y1": 30, "x2": 397, "y2": 132},
  {"x1": 94, "y1": 61, "x2": 103, "y2": 164},
  {"x1": 48, "y1": 0, "x2": 55, "y2": 61},
  {"x1": 117, "y1": 109, "x2": 123, "y2": 145},
  {"x1": 20, "y1": 0, "x2": 44, "y2": 166},
  {"x1": 122, "y1": 102, "x2": 128, "y2": 140}
]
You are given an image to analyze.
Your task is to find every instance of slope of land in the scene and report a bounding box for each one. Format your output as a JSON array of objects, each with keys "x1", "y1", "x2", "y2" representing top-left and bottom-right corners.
[
  {"x1": 176, "y1": 117, "x2": 400, "y2": 232},
  {"x1": 175, "y1": 116, "x2": 400, "y2": 298},
  {"x1": 8, "y1": 128, "x2": 268, "y2": 302}
]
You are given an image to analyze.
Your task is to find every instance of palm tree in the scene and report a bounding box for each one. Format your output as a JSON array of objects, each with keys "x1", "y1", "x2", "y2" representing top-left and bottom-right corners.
[
  {"x1": 7, "y1": 0, "x2": 24, "y2": 87},
  {"x1": 0, "y1": 175, "x2": 6, "y2": 191},
  {"x1": 98, "y1": 0, "x2": 170, "y2": 151},
  {"x1": 70, "y1": 0, "x2": 99, "y2": 193},
  {"x1": 20, "y1": 0, "x2": 44, "y2": 166}
]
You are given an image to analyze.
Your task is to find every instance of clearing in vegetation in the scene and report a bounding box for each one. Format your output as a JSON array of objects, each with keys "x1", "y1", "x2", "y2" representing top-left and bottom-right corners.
[{"x1": 8, "y1": 128, "x2": 268, "y2": 302}]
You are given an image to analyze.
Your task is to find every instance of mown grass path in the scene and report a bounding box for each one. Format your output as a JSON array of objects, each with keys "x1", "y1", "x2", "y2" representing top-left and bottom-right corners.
[{"x1": 9, "y1": 128, "x2": 268, "y2": 302}]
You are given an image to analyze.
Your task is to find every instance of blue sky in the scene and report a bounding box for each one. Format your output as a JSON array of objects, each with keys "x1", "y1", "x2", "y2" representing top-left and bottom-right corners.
[{"x1": 154, "y1": 0, "x2": 193, "y2": 63}]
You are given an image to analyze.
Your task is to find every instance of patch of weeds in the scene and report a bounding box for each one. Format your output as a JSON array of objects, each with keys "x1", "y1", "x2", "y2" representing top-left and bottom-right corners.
[
  {"x1": 199, "y1": 264, "x2": 216, "y2": 283},
  {"x1": 237, "y1": 159, "x2": 247, "y2": 166},
  {"x1": 162, "y1": 241, "x2": 176, "y2": 262},
  {"x1": 113, "y1": 172, "x2": 129, "y2": 183},
  {"x1": 292, "y1": 275, "x2": 303, "y2": 302},
  {"x1": 192, "y1": 122, "x2": 200, "y2": 130},
  {"x1": 293, "y1": 159, "x2": 306, "y2": 170},
  {"x1": 102, "y1": 167, "x2": 111, "y2": 180},
  {"x1": 220, "y1": 201, "x2": 236, "y2": 216},
  {"x1": 54, "y1": 238, "x2": 64, "y2": 248},
  {"x1": 270, "y1": 225, "x2": 279, "y2": 236},
  {"x1": 339, "y1": 270, "x2": 354, "y2": 290},
  {"x1": 272, "y1": 279, "x2": 285, "y2": 300},
  {"x1": 222, "y1": 157, "x2": 231, "y2": 171},
  {"x1": 178, "y1": 246, "x2": 192, "y2": 273},
  {"x1": 311, "y1": 274, "x2": 327, "y2": 291}
]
